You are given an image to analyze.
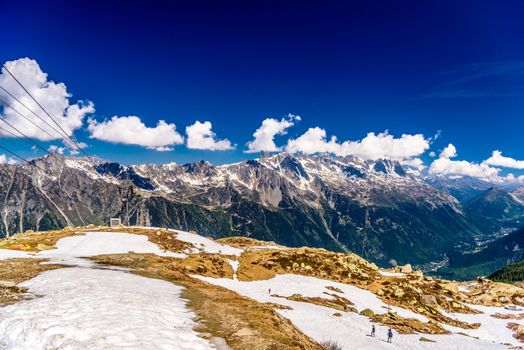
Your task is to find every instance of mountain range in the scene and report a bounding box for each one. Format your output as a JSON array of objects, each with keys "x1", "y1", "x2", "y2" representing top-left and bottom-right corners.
[{"x1": 1, "y1": 153, "x2": 523, "y2": 275}]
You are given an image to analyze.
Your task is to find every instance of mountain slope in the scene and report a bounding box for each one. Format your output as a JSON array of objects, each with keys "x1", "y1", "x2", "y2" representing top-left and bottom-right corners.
[
  {"x1": 489, "y1": 258, "x2": 524, "y2": 284},
  {"x1": 0, "y1": 153, "x2": 481, "y2": 266},
  {"x1": 438, "y1": 226, "x2": 524, "y2": 280},
  {"x1": 464, "y1": 187, "x2": 524, "y2": 236},
  {"x1": 425, "y1": 176, "x2": 496, "y2": 203}
]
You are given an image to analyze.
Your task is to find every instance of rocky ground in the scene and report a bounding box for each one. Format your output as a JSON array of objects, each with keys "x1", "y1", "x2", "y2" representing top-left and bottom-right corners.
[{"x1": 0, "y1": 226, "x2": 523, "y2": 349}]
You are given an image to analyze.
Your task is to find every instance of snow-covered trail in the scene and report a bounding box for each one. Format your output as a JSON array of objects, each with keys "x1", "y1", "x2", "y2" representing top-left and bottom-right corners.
[{"x1": 0, "y1": 267, "x2": 217, "y2": 350}]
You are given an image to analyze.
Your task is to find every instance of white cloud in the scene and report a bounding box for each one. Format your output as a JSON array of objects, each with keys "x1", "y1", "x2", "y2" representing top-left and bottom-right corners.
[
  {"x1": 87, "y1": 116, "x2": 184, "y2": 151},
  {"x1": 439, "y1": 143, "x2": 457, "y2": 159},
  {"x1": 285, "y1": 127, "x2": 340, "y2": 154},
  {"x1": 245, "y1": 114, "x2": 299, "y2": 153},
  {"x1": 429, "y1": 143, "x2": 500, "y2": 179},
  {"x1": 0, "y1": 58, "x2": 94, "y2": 142},
  {"x1": 483, "y1": 150, "x2": 524, "y2": 169},
  {"x1": 429, "y1": 151, "x2": 436, "y2": 157},
  {"x1": 338, "y1": 132, "x2": 430, "y2": 160},
  {"x1": 0, "y1": 154, "x2": 17, "y2": 164},
  {"x1": 185, "y1": 121, "x2": 234, "y2": 151},
  {"x1": 400, "y1": 158, "x2": 426, "y2": 171},
  {"x1": 48, "y1": 145, "x2": 65, "y2": 154},
  {"x1": 429, "y1": 158, "x2": 500, "y2": 178},
  {"x1": 285, "y1": 129, "x2": 430, "y2": 161}
]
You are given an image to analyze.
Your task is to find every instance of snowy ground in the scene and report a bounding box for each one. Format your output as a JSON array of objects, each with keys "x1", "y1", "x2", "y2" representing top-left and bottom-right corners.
[
  {"x1": 0, "y1": 268, "x2": 217, "y2": 350},
  {"x1": 167, "y1": 229, "x2": 244, "y2": 256},
  {"x1": 39, "y1": 231, "x2": 187, "y2": 266},
  {"x1": 196, "y1": 274, "x2": 515, "y2": 350},
  {"x1": 0, "y1": 228, "x2": 521, "y2": 349},
  {"x1": 0, "y1": 230, "x2": 225, "y2": 350},
  {"x1": 0, "y1": 231, "x2": 187, "y2": 265},
  {"x1": 0, "y1": 249, "x2": 36, "y2": 260}
]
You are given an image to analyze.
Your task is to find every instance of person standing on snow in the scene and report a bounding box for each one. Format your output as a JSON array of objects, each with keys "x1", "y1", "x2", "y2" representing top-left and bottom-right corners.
[
  {"x1": 387, "y1": 328, "x2": 393, "y2": 343},
  {"x1": 370, "y1": 325, "x2": 376, "y2": 337}
]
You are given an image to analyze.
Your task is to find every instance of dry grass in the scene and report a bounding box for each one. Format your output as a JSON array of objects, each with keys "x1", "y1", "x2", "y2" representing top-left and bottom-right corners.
[
  {"x1": 170, "y1": 253, "x2": 234, "y2": 278},
  {"x1": 491, "y1": 313, "x2": 524, "y2": 320},
  {"x1": 237, "y1": 247, "x2": 379, "y2": 284},
  {"x1": 216, "y1": 236, "x2": 280, "y2": 248},
  {"x1": 273, "y1": 292, "x2": 357, "y2": 313},
  {"x1": 83, "y1": 226, "x2": 193, "y2": 253},
  {"x1": 0, "y1": 228, "x2": 80, "y2": 252},
  {"x1": 0, "y1": 258, "x2": 63, "y2": 303},
  {"x1": 371, "y1": 312, "x2": 450, "y2": 335},
  {"x1": 90, "y1": 253, "x2": 323, "y2": 350}
]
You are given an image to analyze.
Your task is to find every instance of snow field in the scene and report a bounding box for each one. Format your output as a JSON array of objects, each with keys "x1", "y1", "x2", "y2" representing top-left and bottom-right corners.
[
  {"x1": 168, "y1": 229, "x2": 244, "y2": 256},
  {"x1": 131, "y1": 226, "x2": 244, "y2": 256},
  {"x1": 195, "y1": 274, "x2": 512, "y2": 350},
  {"x1": 0, "y1": 268, "x2": 218, "y2": 350},
  {"x1": 38, "y1": 231, "x2": 187, "y2": 267},
  {"x1": 0, "y1": 229, "x2": 238, "y2": 350}
]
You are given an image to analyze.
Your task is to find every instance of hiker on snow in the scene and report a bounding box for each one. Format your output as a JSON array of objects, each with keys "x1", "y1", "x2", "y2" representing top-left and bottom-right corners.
[
  {"x1": 370, "y1": 325, "x2": 375, "y2": 337},
  {"x1": 387, "y1": 328, "x2": 393, "y2": 343}
]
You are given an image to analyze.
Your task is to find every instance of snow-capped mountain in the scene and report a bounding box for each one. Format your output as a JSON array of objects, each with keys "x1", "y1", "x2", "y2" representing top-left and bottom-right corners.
[{"x1": 0, "y1": 152, "x2": 506, "y2": 266}]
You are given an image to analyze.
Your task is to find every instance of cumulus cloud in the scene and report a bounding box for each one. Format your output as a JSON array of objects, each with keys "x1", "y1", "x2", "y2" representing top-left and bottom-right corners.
[
  {"x1": 429, "y1": 143, "x2": 500, "y2": 179},
  {"x1": 429, "y1": 158, "x2": 500, "y2": 178},
  {"x1": 483, "y1": 150, "x2": 524, "y2": 169},
  {"x1": 245, "y1": 114, "x2": 300, "y2": 153},
  {"x1": 439, "y1": 143, "x2": 457, "y2": 159},
  {"x1": 185, "y1": 121, "x2": 234, "y2": 151},
  {"x1": 285, "y1": 127, "x2": 339, "y2": 154},
  {"x1": 285, "y1": 129, "x2": 430, "y2": 161},
  {"x1": 400, "y1": 158, "x2": 426, "y2": 171},
  {"x1": 87, "y1": 116, "x2": 184, "y2": 151},
  {"x1": 339, "y1": 132, "x2": 430, "y2": 160},
  {"x1": 0, "y1": 58, "x2": 94, "y2": 142},
  {"x1": 0, "y1": 154, "x2": 17, "y2": 164}
]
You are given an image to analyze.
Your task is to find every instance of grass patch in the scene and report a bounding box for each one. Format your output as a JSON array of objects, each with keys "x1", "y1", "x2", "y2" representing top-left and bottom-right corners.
[{"x1": 0, "y1": 258, "x2": 64, "y2": 303}]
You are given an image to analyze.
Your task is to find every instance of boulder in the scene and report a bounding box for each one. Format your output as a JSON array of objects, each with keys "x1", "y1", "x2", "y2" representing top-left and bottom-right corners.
[
  {"x1": 420, "y1": 294, "x2": 439, "y2": 307},
  {"x1": 359, "y1": 308, "x2": 375, "y2": 317},
  {"x1": 400, "y1": 264, "x2": 413, "y2": 273},
  {"x1": 393, "y1": 287, "x2": 405, "y2": 298}
]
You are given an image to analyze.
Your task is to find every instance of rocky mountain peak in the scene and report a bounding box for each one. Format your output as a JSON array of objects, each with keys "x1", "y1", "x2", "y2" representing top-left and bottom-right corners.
[
  {"x1": 95, "y1": 162, "x2": 154, "y2": 190},
  {"x1": 182, "y1": 160, "x2": 216, "y2": 176},
  {"x1": 372, "y1": 159, "x2": 407, "y2": 177}
]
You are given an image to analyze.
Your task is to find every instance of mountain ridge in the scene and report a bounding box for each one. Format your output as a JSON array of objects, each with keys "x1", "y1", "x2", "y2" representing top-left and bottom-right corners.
[{"x1": 0, "y1": 152, "x2": 518, "y2": 268}]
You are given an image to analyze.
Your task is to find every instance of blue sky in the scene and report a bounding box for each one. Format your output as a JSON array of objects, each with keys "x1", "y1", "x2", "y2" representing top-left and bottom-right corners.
[{"x1": 0, "y1": 0, "x2": 523, "y2": 179}]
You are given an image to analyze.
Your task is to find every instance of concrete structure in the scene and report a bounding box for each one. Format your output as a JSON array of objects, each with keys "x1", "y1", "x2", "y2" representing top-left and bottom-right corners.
[{"x1": 110, "y1": 218, "x2": 122, "y2": 227}]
